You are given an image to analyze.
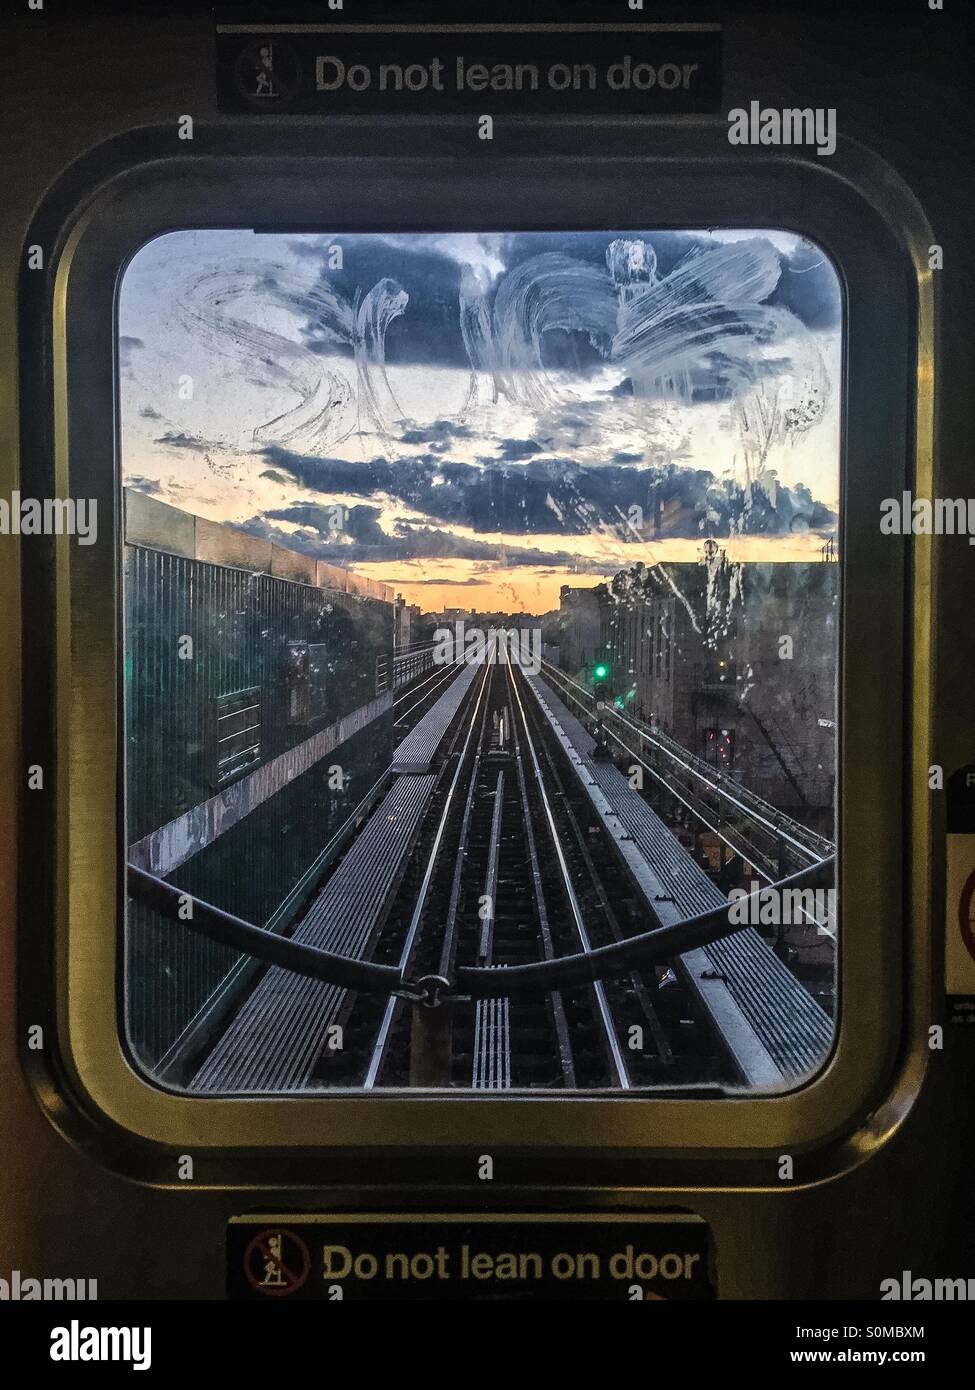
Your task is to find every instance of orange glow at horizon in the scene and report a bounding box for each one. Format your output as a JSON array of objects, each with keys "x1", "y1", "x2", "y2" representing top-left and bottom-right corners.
[{"x1": 353, "y1": 531, "x2": 835, "y2": 615}]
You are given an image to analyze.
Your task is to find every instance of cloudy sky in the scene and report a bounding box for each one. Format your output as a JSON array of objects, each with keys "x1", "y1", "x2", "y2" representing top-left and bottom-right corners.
[{"x1": 118, "y1": 228, "x2": 841, "y2": 614}]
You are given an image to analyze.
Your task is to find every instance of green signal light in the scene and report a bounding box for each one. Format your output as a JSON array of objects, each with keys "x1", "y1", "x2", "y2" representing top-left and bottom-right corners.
[{"x1": 593, "y1": 663, "x2": 609, "y2": 680}]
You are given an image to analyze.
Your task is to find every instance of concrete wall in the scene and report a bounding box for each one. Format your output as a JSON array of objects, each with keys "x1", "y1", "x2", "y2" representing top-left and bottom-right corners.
[{"x1": 124, "y1": 488, "x2": 395, "y2": 602}]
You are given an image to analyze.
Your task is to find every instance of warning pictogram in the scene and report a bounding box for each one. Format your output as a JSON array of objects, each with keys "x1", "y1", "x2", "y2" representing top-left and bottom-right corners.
[
  {"x1": 243, "y1": 1229, "x2": 310, "y2": 1297},
  {"x1": 233, "y1": 40, "x2": 302, "y2": 111}
]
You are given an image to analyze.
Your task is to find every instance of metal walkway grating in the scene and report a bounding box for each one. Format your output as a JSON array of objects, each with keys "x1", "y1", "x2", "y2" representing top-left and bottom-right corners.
[
  {"x1": 526, "y1": 675, "x2": 833, "y2": 1087},
  {"x1": 190, "y1": 774, "x2": 435, "y2": 1093},
  {"x1": 392, "y1": 661, "x2": 482, "y2": 772},
  {"x1": 472, "y1": 996, "x2": 512, "y2": 1090}
]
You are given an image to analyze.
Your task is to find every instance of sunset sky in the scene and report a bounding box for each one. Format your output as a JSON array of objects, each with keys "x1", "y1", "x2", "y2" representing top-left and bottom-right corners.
[{"x1": 118, "y1": 228, "x2": 841, "y2": 614}]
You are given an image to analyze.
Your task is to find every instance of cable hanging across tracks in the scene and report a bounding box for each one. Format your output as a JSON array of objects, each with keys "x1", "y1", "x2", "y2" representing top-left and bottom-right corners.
[{"x1": 127, "y1": 854, "x2": 835, "y2": 1007}]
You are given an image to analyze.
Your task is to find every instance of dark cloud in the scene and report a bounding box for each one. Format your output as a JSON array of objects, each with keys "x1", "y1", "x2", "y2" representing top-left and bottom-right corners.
[
  {"x1": 612, "y1": 450, "x2": 643, "y2": 463},
  {"x1": 387, "y1": 526, "x2": 576, "y2": 566},
  {"x1": 399, "y1": 420, "x2": 474, "y2": 446},
  {"x1": 241, "y1": 506, "x2": 583, "y2": 569},
  {"x1": 687, "y1": 351, "x2": 798, "y2": 405},
  {"x1": 255, "y1": 444, "x2": 835, "y2": 549},
  {"x1": 265, "y1": 501, "x2": 387, "y2": 546},
  {"x1": 156, "y1": 431, "x2": 207, "y2": 451},
  {"x1": 279, "y1": 230, "x2": 837, "y2": 382},
  {"x1": 767, "y1": 242, "x2": 842, "y2": 331},
  {"x1": 288, "y1": 236, "x2": 471, "y2": 369},
  {"x1": 126, "y1": 475, "x2": 162, "y2": 497},
  {"x1": 607, "y1": 378, "x2": 634, "y2": 397},
  {"x1": 403, "y1": 575, "x2": 487, "y2": 586},
  {"x1": 498, "y1": 230, "x2": 713, "y2": 281},
  {"x1": 496, "y1": 438, "x2": 544, "y2": 461},
  {"x1": 499, "y1": 231, "x2": 840, "y2": 335},
  {"x1": 118, "y1": 336, "x2": 145, "y2": 375},
  {"x1": 259, "y1": 446, "x2": 393, "y2": 495}
]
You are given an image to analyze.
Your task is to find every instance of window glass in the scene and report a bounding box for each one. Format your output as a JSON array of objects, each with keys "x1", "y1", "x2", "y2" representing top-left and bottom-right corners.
[{"x1": 119, "y1": 229, "x2": 840, "y2": 1094}]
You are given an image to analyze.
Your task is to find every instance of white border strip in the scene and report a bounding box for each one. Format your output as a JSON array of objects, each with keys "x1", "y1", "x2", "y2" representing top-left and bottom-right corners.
[{"x1": 128, "y1": 692, "x2": 392, "y2": 877}]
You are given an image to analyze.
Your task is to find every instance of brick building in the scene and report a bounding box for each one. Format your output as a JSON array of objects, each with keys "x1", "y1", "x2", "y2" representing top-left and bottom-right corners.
[{"x1": 559, "y1": 547, "x2": 838, "y2": 824}]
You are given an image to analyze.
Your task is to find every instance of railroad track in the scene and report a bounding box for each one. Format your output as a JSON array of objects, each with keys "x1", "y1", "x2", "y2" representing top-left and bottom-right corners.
[
  {"x1": 392, "y1": 657, "x2": 469, "y2": 738},
  {"x1": 536, "y1": 658, "x2": 837, "y2": 952},
  {"x1": 186, "y1": 639, "x2": 830, "y2": 1093},
  {"x1": 538, "y1": 658, "x2": 834, "y2": 883},
  {"x1": 346, "y1": 640, "x2": 735, "y2": 1091}
]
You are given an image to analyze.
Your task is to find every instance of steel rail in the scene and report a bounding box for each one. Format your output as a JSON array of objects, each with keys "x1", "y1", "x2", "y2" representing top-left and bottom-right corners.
[
  {"x1": 504, "y1": 648, "x2": 631, "y2": 1088},
  {"x1": 537, "y1": 669, "x2": 835, "y2": 941},
  {"x1": 126, "y1": 864, "x2": 402, "y2": 995},
  {"x1": 528, "y1": 713, "x2": 674, "y2": 1065},
  {"x1": 608, "y1": 703, "x2": 825, "y2": 861},
  {"x1": 473, "y1": 771, "x2": 510, "y2": 1088},
  {"x1": 478, "y1": 770, "x2": 505, "y2": 966},
  {"x1": 128, "y1": 809, "x2": 834, "y2": 1006},
  {"x1": 599, "y1": 719, "x2": 835, "y2": 942},
  {"x1": 538, "y1": 660, "x2": 836, "y2": 938},
  {"x1": 456, "y1": 854, "x2": 836, "y2": 998},
  {"x1": 363, "y1": 655, "x2": 493, "y2": 1087},
  {"x1": 437, "y1": 667, "x2": 496, "y2": 979},
  {"x1": 600, "y1": 717, "x2": 774, "y2": 874},
  {"x1": 540, "y1": 657, "x2": 833, "y2": 861},
  {"x1": 504, "y1": 658, "x2": 577, "y2": 1086},
  {"x1": 393, "y1": 659, "x2": 468, "y2": 718}
]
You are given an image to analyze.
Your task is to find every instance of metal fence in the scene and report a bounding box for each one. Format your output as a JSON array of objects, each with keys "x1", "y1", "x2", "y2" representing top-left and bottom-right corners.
[{"x1": 123, "y1": 544, "x2": 394, "y2": 1072}]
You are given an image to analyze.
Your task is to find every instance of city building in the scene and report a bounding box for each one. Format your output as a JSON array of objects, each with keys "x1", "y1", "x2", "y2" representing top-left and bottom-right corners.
[
  {"x1": 557, "y1": 584, "x2": 613, "y2": 678},
  {"x1": 393, "y1": 594, "x2": 421, "y2": 650},
  {"x1": 559, "y1": 547, "x2": 838, "y2": 823}
]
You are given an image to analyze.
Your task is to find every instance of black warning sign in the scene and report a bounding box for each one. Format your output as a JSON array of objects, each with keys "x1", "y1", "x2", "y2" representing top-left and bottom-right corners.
[
  {"x1": 228, "y1": 1214, "x2": 714, "y2": 1300},
  {"x1": 216, "y1": 26, "x2": 723, "y2": 116},
  {"x1": 241, "y1": 1228, "x2": 311, "y2": 1296}
]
